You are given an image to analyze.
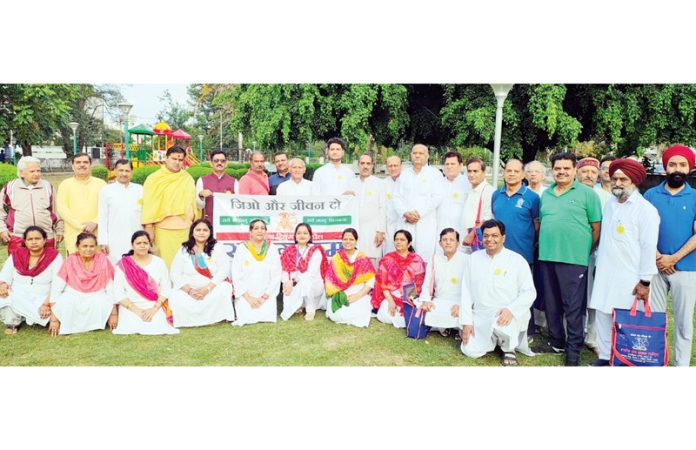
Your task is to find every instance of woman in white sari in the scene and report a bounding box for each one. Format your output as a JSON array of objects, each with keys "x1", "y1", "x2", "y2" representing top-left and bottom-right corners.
[
  {"x1": 112, "y1": 230, "x2": 179, "y2": 335},
  {"x1": 231, "y1": 219, "x2": 281, "y2": 326},
  {"x1": 168, "y1": 219, "x2": 235, "y2": 327},
  {"x1": 0, "y1": 226, "x2": 63, "y2": 334}
]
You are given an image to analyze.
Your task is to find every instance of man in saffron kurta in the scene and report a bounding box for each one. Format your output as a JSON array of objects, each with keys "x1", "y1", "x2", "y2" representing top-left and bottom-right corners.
[
  {"x1": 238, "y1": 151, "x2": 270, "y2": 195},
  {"x1": 141, "y1": 146, "x2": 198, "y2": 268},
  {"x1": 56, "y1": 154, "x2": 106, "y2": 254}
]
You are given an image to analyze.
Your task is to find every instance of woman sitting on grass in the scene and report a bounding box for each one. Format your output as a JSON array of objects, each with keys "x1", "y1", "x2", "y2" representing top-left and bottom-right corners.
[
  {"x1": 112, "y1": 231, "x2": 179, "y2": 335},
  {"x1": 325, "y1": 228, "x2": 375, "y2": 328},
  {"x1": 48, "y1": 232, "x2": 116, "y2": 336},
  {"x1": 168, "y1": 219, "x2": 235, "y2": 328},
  {"x1": 0, "y1": 226, "x2": 63, "y2": 335},
  {"x1": 279, "y1": 223, "x2": 328, "y2": 321},
  {"x1": 372, "y1": 229, "x2": 426, "y2": 329},
  {"x1": 231, "y1": 219, "x2": 281, "y2": 326}
]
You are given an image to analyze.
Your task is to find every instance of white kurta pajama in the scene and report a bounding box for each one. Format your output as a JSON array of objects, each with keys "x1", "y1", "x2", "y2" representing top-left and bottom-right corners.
[
  {"x1": 112, "y1": 256, "x2": 179, "y2": 335},
  {"x1": 392, "y1": 165, "x2": 445, "y2": 261},
  {"x1": 460, "y1": 248, "x2": 536, "y2": 357},
  {"x1": 168, "y1": 244, "x2": 235, "y2": 328},
  {"x1": 383, "y1": 176, "x2": 400, "y2": 253},
  {"x1": 326, "y1": 252, "x2": 375, "y2": 328},
  {"x1": 97, "y1": 182, "x2": 144, "y2": 263},
  {"x1": 50, "y1": 278, "x2": 116, "y2": 335},
  {"x1": 311, "y1": 163, "x2": 355, "y2": 195},
  {"x1": 349, "y1": 175, "x2": 386, "y2": 261},
  {"x1": 0, "y1": 254, "x2": 63, "y2": 327},
  {"x1": 589, "y1": 191, "x2": 660, "y2": 361},
  {"x1": 436, "y1": 174, "x2": 472, "y2": 241},
  {"x1": 461, "y1": 181, "x2": 494, "y2": 253},
  {"x1": 232, "y1": 242, "x2": 282, "y2": 326},
  {"x1": 418, "y1": 252, "x2": 467, "y2": 329},
  {"x1": 280, "y1": 248, "x2": 327, "y2": 320},
  {"x1": 276, "y1": 178, "x2": 313, "y2": 196}
]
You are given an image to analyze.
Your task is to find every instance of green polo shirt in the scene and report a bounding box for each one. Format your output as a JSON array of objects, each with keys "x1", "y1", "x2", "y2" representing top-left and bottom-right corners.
[{"x1": 539, "y1": 180, "x2": 602, "y2": 266}]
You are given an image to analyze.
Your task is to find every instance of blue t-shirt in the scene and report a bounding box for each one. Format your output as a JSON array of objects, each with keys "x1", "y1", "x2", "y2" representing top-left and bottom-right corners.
[
  {"x1": 268, "y1": 172, "x2": 292, "y2": 195},
  {"x1": 644, "y1": 181, "x2": 696, "y2": 271},
  {"x1": 492, "y1": 184, "x2": 540, "y2": 264}
]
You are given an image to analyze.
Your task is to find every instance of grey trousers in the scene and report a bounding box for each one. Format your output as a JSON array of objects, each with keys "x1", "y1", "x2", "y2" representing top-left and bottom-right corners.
[{"x1": 651, "y1": 271, "x2": 696, "y2": 367}]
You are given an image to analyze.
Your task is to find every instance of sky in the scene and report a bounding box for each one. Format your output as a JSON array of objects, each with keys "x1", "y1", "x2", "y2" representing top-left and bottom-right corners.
[{"x1": 116, "y1": 84, "x2": 190, "y2": 126}]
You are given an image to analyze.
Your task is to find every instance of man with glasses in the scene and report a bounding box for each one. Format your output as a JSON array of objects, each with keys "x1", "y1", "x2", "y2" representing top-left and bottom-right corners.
[
  {"x1": 196, "y1": 150, "x2": 238, "y2": 221},
  {"x1": 524, "y1": 160, "x2": 548, "y2": 195}
]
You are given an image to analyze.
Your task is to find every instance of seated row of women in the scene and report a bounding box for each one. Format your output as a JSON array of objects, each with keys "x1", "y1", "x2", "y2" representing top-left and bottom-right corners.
[{"x1": 0, "y1": 220, "x2": 461, "y2": 337}]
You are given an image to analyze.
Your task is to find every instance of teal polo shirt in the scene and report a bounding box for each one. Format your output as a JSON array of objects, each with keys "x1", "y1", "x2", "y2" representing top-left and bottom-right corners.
[{"x1": 539, "y1": 180, "x2": 602, "y2": 266}]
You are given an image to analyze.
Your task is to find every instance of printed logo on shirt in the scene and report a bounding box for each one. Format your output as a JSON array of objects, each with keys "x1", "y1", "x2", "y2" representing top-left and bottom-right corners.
[
  {"x1": 386, "y1": 193, "x2": 392, "y2": 200},
  {"x1": 337, "y1": 175, "x2": 344, "y2": 181},
  {"x1": 450, "y1": 277, "x2": 458, "y2": 284},
  {"x1": 616, "y1": 224, "x2": 625, "y2": 234},
  {"x1": 515, "y1": 198, "x2": 525, "y2": 208},
  {"x1": 367, "y1": 190, "x2": 373, "y2": 196},
  {"x1": 453, "y1": 192, "x2": 460, "y2": 199},
  {"x1": 494, "y1": 268, "x2": 503, "y2": 276},
  {"x1": 137, "y1": 198, "x2": 143, "y2": 206}
]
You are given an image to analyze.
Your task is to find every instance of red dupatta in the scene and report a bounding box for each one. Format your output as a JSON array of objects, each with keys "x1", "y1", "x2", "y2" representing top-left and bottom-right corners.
[
  {"x1": 116, "y1": 256, "x2": 174, "y2": 326},
  {"x1": 280, "y1": 244, "x2": 328, "y2": 278},
  {"x1": 371, "y1": 251, "x2": 426, "y2": 312},
  {"x1": 12, "y1": 247, "x2": 59, "y2": 277}
]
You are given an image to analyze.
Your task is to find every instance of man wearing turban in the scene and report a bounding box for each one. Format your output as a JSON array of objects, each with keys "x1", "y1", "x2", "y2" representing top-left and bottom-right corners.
[
  {"x1": 589, "y1": 158, "x2": 660, "y2": 365},
  {"x1": 644, "y1": 144, "x2": 696, "y2": 366}
]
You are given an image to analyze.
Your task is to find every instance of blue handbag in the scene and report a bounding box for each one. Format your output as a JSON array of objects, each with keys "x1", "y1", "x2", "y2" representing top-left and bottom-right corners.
[
  {"x1": 402, "y1": 283, "x2": 429, "y2": 339},
  {"x1": 611, "y1": 297, "x2": 668, "y2": 367}
]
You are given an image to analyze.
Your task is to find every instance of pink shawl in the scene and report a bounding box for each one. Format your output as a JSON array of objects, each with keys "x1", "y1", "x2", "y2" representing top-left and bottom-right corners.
[{"x1": 57, "y1": 252, "x2": 115, "y2": 293}]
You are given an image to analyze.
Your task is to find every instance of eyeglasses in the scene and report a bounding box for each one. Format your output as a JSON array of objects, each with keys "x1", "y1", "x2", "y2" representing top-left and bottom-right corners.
[{"x1": 212, "y1": 159, "x2": 226, "y2": 163}]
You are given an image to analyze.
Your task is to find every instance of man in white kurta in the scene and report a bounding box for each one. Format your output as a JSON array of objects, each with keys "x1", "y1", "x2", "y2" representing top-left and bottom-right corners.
[
  {"x1": 311, "y1": 137, "x2": 355, "y2": 195},
  {"x1": 231, "y1": 242, "x2": 282, "y2": 326},
  {"x1": 276, "y1": 158, "x2": 313, "y2": 196},
  {"x1": 392, "y1": 144, "x2": 445, "y2": 261},
  {"x1": 460, "y1": 219, "x2": 536, "y2": 364},
  {"x1": 589, "y1": 161, "x2": 659, "y2": 366},
  {"x1": 349, "y1": 154, "x2": 386, "y2": 267},
  {"x1": 383, "y1": 156, "x2": 402, "y2": 253},
  {"x1": 97, "y1": 160, "x2": 144, "y2": 263},
  {"x1": 461, "y1": 157, "x2": 493, "y2": 252},
  {"x1": 418, "y1": 228, "x2": 466, "y2": 331},
  {"x1": 436, "y1": 152, "x2": 471, "y2": 242}
]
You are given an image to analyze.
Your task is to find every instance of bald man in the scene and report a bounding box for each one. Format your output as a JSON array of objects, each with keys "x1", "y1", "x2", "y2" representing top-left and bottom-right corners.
[
  {"x1": 392, "y1": 144, "x2": 445, "y2": 260},
  {"x1": 238, "y1": 151, "x2": 270, "y2": 195}
]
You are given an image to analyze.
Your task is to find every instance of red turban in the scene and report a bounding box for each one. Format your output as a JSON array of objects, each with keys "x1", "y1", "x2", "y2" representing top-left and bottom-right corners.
[
  {"x1": 609, "y1": 158, "x2": 647, "y2": 186},
  {"x1": 662, "y1": 145, "x2": 695, "y2": 171},
  {"x1": 576, "y1": 157, "x2": 600, "y2": 170}
]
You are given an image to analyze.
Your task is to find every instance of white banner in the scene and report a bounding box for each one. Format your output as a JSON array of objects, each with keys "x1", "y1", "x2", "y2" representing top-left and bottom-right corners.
[{"x1": 212, "y1": 193, "x2": 359, "y2": 257}]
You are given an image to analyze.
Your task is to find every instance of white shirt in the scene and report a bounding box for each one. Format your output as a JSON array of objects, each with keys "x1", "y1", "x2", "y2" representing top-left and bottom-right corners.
[
  {"x1": 462, "y1": 181, "x2": 494, "y2": 229},
  {"x1": 437, "y1": 174, "x2": 472, "y2": 237},
  {"x1": 348, "y1": 175, "x2": 386, "y2": 258},
  {"x1": 311, "y1": 163, "x2": 355, "y2": 195},
  {"x1": 590, "y1": 190, "x2": 660, "y2": 314},
  {"x1": 170, "y1": 244, "x2": 231, "y2": 289},
  {"x1": 231, "y1": 242, "x2": 282, "y2": 298},
  {"x1": 594, "y1": 185, "x2": 612, "y2": 211},
  {"x1": 97, "y1": 182, "x2": 144, "y2": 262},
  {"x1": 276, "y1": 178, "x2": 313, "y2": 196},
  {"x1": 113, "y1": 255, "x2": 171, "y2": 310},
  {"x1": 418, "y1": 251, "x2": 466, "y2": 303},
  {"x1": 459, "y1": 248, "x2": 536, "y2": 326}
]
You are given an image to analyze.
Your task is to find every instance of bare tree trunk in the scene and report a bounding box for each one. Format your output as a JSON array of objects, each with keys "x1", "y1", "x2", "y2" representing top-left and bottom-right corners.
[{"x1": 21, "y1": 143, "x2": 32, "y2": 157}]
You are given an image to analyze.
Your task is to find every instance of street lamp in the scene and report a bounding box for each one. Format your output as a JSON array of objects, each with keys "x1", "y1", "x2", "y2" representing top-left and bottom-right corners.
[
  {"x1": 118, "y1": 103, "x2": 133, "y2": 159},
  {"x1": 68, "y1": 121, "x2": 79, "y2": 155},
  {"x1": 9, "y1": 130, "x2": 15, "y2": 165},
  {"x1": 238, "y1": 132, "x2": 243, "y2": 162},
  {"x1": 198, "y1": 135, "x2": 204, "y2": 164},
  {"x1": 490, "y1": 84, "x2": 513, "y2": 188}
]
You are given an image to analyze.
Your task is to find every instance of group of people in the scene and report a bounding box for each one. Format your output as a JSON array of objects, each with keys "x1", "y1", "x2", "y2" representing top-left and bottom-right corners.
[{"x1": 0, "y1": 138, "x2": 694, "y2": 368}]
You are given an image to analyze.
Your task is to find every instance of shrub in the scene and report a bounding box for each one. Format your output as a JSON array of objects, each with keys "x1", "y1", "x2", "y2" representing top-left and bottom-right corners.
[
  {"x1": 91, "y1": 166, "x2": 109, "y2": 182},
  {"x1": 0, "y1": 163, "x2": 16, "y2": 189},
  {"x1": 187, "y1": 166, "x2": 213, "y2": 182},
  {"x1": 305, "y1": 163, "x2": 321, "y2": 180},
  {"x1": 131, "y1": 165, "x2": 162, "y2": 185}
]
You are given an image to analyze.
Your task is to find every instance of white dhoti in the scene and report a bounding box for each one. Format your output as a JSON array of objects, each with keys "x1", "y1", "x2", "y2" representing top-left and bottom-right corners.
[
  {"x1": 113, "y1": 307, "x2": 180, "y2": 335},
  {"x1": 424, "y1": 298, "x2": 460, "y2": 329},
  {"x1": 1, "y1": 289, "x2": 50, "y2": 327},
  {"x1": 51, "y1": 288, "x2": 116, "y2": 335},
  {"x1": 460, "y1": 310, "x2": 534, "y2": 358},
  {"x1": 169, "y1": 282, "x2": 235, "y2": 327}
]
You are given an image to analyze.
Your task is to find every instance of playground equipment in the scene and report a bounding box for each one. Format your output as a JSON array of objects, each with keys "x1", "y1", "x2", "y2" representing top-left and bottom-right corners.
[{"x1": 108, "y1": 121, "x2": 201, "y2": 168}]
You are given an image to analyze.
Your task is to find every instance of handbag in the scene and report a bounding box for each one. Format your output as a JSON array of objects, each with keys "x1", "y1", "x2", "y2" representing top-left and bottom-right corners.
[
  {"x1": 611, "y1": 297, "x2": 668, "y2": 367},
  {"x1": 403, "y1": 282, "x2": 429, "y2": 339},
  {"x1": 466, "y1": 190, "x2": 485, "y2": 251}
]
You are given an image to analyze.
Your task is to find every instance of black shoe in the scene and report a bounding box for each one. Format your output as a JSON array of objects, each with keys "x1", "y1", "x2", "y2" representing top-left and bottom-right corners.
[
  {"x1": 531, "y1": 341, "x2": 565, "y2": 354},
  {"x1": 589, "y1": 358, "x2": 610, "y2": 367},
  {"x1": 565, "y1": 354, "x2": 579, "y2": 366}
]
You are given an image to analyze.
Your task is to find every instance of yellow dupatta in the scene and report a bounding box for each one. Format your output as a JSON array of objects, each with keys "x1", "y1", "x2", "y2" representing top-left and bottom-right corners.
[{"x1": 141, "y1": 166, "x2": 199, "y2": 224}]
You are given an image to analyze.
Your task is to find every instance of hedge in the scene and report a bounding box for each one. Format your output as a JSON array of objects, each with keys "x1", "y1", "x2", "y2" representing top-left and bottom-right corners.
[
  {"x1": 129, "y1": 163, "x2": 320, "y2": 185},
  {"x1": 0, "y1": 163, "x2": 16, "y2": 189},
  {"x1": 91, "y1": 166, "x2": 109, "y2": 182}
]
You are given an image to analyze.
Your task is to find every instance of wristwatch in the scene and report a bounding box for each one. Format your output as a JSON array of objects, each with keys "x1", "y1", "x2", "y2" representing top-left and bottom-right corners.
[{"x1": 639, "y1": 280, "x2": 651, "y2": 287}]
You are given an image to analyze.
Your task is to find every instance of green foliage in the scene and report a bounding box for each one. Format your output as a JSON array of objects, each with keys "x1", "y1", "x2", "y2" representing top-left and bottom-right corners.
[
  {"x1": 90, "y1": 166, "x2": 109, "y2": 182},
  {"x1": 186, "y1": 165, "x2": 213, "y2": 182},
  {"x1": 0, "y1": 163, "x2": 17, "y2": 189},
  {"x1": 130, "y1": 165, "x2": 162, "y2": 185}
]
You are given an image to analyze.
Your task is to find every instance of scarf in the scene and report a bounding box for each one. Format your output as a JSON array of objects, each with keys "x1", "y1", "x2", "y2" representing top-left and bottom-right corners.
[
  {"x1": 280, "y1": 244, "x2": 328, "y2": 278},
  {"x1": 192, "y1": 249, "x2": 214, "y2": 279},
  {"x1": 12, "y1": 246, "x2": 59, "y2": 277},
  {"x1": 244, "y1": 170, "x2": 270, "y2": 194},
  {"x1": 244, "y1": 240, "x2": 269, "y2": 261},
  {"x1": 57, "y1": 252, "x2": 115, "y2": 293},
  {"x1": 325, "y1": 249, "x2": 375, "y2": 311},
  {"x1": 371, "y1": 251, "x2": 426, "y2": 312},
  {"x1": 116, "y1": 256, "x2": 174, "y2": 326},
  {"x1": 141, "y1": 166, "x2": 198, "y2": 224}
]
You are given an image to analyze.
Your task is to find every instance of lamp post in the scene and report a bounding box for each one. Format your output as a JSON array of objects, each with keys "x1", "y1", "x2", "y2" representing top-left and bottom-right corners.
[
  {"x1": 490, "y1": 84, "x2": 513, "y2": 188},
  {"x1": 219, "y1": 111, "x2": 224, "y2": 151},
  {"x1": 238, "y1": 132, "x2": 243, "y2": 162},
  {"x1": 198, "y1": 135, "x2": 204, "y2": 164},
  {"x1": 68, "y1": 121, "x2": 79, "y2": 155},
  {"x1": 9, "y1": 130, "x2": 15, "y2": 165},
  {"x1": 118, "y1": 103, "x2": 133, "y2": 159}
]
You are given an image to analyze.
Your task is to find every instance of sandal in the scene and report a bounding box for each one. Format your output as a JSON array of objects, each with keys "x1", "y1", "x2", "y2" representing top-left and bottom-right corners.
[
  {"x1": 4, "y1": 324, "x2": 18, "y2": 335},
  {"x1": 304, "y1": 311, "x2": 316, "y2": 321},
  {"x1": 501, "y1": 352, "x2": 518, "y2": 367},
  {"x1": 438, "y1": 328, "x2": 450, "y2": 337}
]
